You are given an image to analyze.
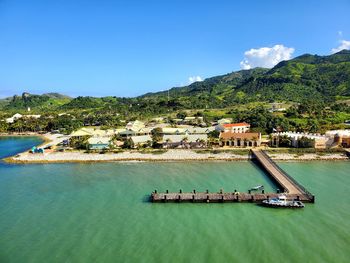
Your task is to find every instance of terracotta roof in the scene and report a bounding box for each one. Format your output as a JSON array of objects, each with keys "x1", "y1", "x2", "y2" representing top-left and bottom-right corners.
[
  {"x1": 223, "y1": 122, "x2": 250, "y2": 128},
  {"x1": 220, "y1": 132, "x2": 260, "y2": 140}
]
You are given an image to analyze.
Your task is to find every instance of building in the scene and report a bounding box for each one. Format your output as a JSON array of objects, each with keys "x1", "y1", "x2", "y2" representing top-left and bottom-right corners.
[
  {"x1": 219, "y1": 132, "x2": 261, "y2": 147},
  {"x1": 5, "y1": 113, "x2": 23, "y2": 123},
  {"x1": 217, "y1": 118, "x2": 232, "y2": 125},
  {"x1": 270, "y1": 132, "x2": 333, "y2": 149},
  {"x1": 269, "y1": 103, "x2": 286, "y2": 112},
  {"x1": 88, "y1": 137, "x2": 110, "y2": 150},
  {"x1": 216, "y1": 122, "x2": 251, "y2": 133},
  {"x1": 126, "y1": 120, "x2": 145, "y2": 131},
  {"x1": 130, "y1": 135, "x2": 152, "y2": 147},
  {"x1": 162, "y1": 134, "x2": 207, "y2": 148},
  {"x1": 325, "y1": 130, "x2": 350, "y2": 148},
  {"x1": 161, "y1": 127, "x2": 187, "y2": 135}
]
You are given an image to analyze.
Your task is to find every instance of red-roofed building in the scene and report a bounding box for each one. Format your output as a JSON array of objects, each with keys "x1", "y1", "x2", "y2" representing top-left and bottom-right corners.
[{"x1": 216, "y1": 122, "x2": 250, "y2": 133}]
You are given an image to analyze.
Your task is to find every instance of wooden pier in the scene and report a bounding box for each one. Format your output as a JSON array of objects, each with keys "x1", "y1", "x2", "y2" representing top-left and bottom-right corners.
[{"x1": 150, "y1": 149, "x2": 315, "y2": 204}]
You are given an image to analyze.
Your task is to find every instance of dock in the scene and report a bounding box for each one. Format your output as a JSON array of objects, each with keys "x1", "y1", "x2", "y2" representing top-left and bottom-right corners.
[{"x1": 150, "y1": 149, "x2": 315, "y2": 204}]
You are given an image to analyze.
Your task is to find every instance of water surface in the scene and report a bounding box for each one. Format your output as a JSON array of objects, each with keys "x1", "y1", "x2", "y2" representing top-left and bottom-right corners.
[{"x1": 0, "y1": 137, "x2": 349, "y2": 263}]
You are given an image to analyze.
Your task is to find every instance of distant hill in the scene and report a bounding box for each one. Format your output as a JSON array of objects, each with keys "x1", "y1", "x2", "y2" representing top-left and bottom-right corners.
[
  {"x1": 142, "y1": 49, "x2": 350, "y2": 106},
  {"x1": 1, "y1": 50, "x2": 349, "y2": 113},
  {"x1": 1, "y1": 92, "x2": 72, "y2": 112}
]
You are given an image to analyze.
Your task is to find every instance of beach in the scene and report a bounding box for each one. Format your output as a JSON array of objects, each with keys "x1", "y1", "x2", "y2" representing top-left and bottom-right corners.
[
  {"x1": 5, "y1": 147, "x2": 349, "y2": 164},
  {"x1": 1, "y1": 133, "x2": 348, "y2": 163}
]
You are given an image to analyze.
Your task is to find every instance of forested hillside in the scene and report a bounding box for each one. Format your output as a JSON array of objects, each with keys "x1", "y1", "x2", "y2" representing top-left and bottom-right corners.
[{"x1": 1, "y1": 50, "x2": 350, "y2": 115}]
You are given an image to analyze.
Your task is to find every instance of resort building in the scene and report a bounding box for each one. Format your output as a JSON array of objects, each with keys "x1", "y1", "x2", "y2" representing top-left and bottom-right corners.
[
  {"x1": 161, "y1": 127, "x2": 187, "y2": 135},
  {"x1": 270, "y1": 132, "x2": 333, "y2": 149},
  {"x1": 216, "y1": 122, "x2": 251, "y2": 133},
  {"x1": 126, "y1": 120, "x2": 145, "y2": 131},
  {"x1": 325, "y1": 130, "x2": 350, "y2": 148},
  {"x1": 162, "y1": 134, "x2": 208, "y2": 148},
  {"x1": 130, "y1": 135, "x2": 152, "y2": 147},
  {"x1": 70, "y1": 128, "x2": 94, "y2": 137},
  {"x1": 5, "y1": 113, "x2": 23, "y2": 123},
  {"x1": 268, "y1": 102, "x2": 286, "y2": 112},
  {"x1": 219, "y1": 132, "x2": 261, "y2": 147},
  {"x1": 217, "y1": 118, "x2": 232, "y2": 125},
  {"x1": 88, "y1": 137, "x2": 110, "y2": 150}
]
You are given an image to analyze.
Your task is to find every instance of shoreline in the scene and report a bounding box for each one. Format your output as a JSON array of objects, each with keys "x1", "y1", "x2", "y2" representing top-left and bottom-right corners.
[
  {"x1": 1, "y1": 133, "x2": 349, "y2": 164},
  {"x1": 3, "y1": 150, "x2": 349, "y2": 164}
]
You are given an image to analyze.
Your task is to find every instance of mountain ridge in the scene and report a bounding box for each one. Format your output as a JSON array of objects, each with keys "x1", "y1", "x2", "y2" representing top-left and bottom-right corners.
[{"x1": 1, "y1": 49, "x2": 350, "y2": 112}]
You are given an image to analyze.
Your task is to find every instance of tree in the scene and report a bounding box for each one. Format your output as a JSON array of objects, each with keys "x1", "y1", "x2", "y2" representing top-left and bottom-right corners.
[
  {"x1": 151, "y1": 127, "x2": 163, "y2": 148},
  {"x1": 176, "y1": 111, "x2": 187, "y2": 119},
  {"x1": 208, "y1": 130, "x2": 219, "y2": 139},
  {"x1": 122, "y1": 138, "x2": 134, "y2": 149},
  {"x1": 298, "y1": 136, "x2": 315, "y2": 148}
]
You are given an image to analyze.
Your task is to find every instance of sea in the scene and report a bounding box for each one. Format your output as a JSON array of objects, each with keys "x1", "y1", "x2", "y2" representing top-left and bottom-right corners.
[{"x1": 0, "y1": 136, "x2": 349, "y2": 263}]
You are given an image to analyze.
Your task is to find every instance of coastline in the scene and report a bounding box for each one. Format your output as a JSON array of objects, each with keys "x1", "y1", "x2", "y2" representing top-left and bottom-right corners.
[
  {"x1": 2, "y1": 133, "x2": 349, "y2": 164},
  {"x1": 3, "y1": 149, "x2": 349, "y2": 164}
]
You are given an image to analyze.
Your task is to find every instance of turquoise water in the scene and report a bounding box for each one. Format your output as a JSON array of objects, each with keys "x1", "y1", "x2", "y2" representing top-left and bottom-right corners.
[{"x1": 0, "y1": 137, "x2": 350, "y2": 263}]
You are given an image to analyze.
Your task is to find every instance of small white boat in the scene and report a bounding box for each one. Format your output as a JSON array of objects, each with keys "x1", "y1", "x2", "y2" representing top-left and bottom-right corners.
[
  {"x1": 261, "y1": 195, "x2": 305, "y2": 208},
  {"x1": 251, "y1": 185, "x2": 264, "y2": 191}
]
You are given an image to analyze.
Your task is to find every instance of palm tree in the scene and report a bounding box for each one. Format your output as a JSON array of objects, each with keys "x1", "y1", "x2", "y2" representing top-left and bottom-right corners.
[
  {"x1": 165, "y1": 138, "x2": 172, "y2": 149},
  {"x1": 198, "y1": 139, "x2": 206, "y2": 148},
  {"x1": 181, "y1": 137, "x2": 188, "y2": 148}
]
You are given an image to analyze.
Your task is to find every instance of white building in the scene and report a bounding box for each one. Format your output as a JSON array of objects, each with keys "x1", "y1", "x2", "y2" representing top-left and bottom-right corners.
[{"x1": 216, "y1": 122, "x2": 250, "y2": 133}]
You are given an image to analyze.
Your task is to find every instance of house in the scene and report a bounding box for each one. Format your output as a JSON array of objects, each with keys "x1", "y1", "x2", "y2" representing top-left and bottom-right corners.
[
  {"x1": 270, "y1": 132, "x2": 333, "y2": 149},
  {"x1": 23, "y1": 114, "x2": 41, "y2": 119},
  {"x1": 172, "y1": 118, "x2": 183, "y2": 124},
  {"x1": 269, "y1": 103, "x2": 286, "y2": 112},
  {"x1": 126, "y1": 120, "x2": 145, "y2": 131},
  {"x1": 88, "y1": 137, "x2": 110, "y2": 150},
  {"x1": 216, "y1": 122, "x2": 250, "y2": 133},
  {"x1": 70, "y1": 128, "x2": 109, "y2": 138},
  {"x1": 325, "y1": 130, "x2": 350, "y2": 148},
  {"x1": 152, "y1": 117, "x2": 165, "y2": 123},
  {"x1": 162, "y1": 134, "x2": 207, "y2": 148},
  {"x1": 161, "y1": 127, "x2": 187, "y2": 135},
  {"x1": 70, "y1": 128, "x2": 94, "y2": 137},
  {"x1": 185, "y1": 127, "x2": 215, "y2": 134},
  {"x1": 130, "y1": 135, "x2": 152, "y2": 147},
  {"x1": 217, "y1": 118, "x2": 232, "y2": 125},
  {"x1": 118, "y1": 129, "x2": 137, "y2": 138},
  {"x1": 137, "y1": 127, "x2": 153, "y2": 135},
  {"x1": 5, "y1": 113, "x2": 23, "y2": 123},
  {"x1": 219, "y1": 132, "x2": 261, "y2": 147}
]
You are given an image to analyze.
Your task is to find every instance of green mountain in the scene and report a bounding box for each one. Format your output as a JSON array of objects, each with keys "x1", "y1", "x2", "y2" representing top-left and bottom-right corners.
[
  {"x1": 1, "y1": 92, "x2": 72, "y2": 112},
  {"x1": 2, "y1": 50, "x2": 350, "y2": 114},
  {"x1": 142, "y1": 49, "x2": 350, "y2": 106}
]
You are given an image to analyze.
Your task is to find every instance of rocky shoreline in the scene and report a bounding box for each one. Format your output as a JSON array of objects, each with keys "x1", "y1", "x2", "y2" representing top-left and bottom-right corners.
[{"x1": 4, "y1": 149, "x2": 349, "y2": 164}]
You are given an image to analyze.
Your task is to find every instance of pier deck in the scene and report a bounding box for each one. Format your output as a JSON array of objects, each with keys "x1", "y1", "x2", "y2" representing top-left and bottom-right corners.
[{"x1": 150, "y1": 149, "x2": 315, "y2": 204}]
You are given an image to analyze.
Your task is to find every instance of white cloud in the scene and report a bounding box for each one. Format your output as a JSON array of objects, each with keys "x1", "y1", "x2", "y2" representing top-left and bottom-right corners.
[
  {"x1": 188, "y1": 76, "x2": 203, "y2": 84},
  {"x1": 240, "y1": 44, "x2": 295, "y2": 69},
  {"x1": 331, "y1": 40, "x2": 350, "y2": 54}
]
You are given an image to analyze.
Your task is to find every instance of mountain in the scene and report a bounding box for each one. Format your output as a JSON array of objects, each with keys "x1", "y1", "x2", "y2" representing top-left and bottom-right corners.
[
  {"x1": 142, "y1": 49, "x2": 350, "y2": 106},
  {"x1": 1, "y1": 92, "x2": 72, "y2": 112},
  {"x1": 1, "y1": 50, "x2": 350, "y2": 114},
  {"x1": 237, "y1": 49, "x2": 350, "y2": 102}
]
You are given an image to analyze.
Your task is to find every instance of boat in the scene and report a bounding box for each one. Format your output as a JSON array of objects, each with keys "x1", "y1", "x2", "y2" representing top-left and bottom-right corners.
[
  {"x1": 260, "y1": 195, "x2": 305, "y2": 208},
  {"x1": 251, "y1": 185, "x2": 264, "y2": 191}
]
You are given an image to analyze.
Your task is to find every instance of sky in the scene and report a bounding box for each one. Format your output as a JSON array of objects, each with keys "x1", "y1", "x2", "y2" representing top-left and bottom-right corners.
[{"x1": 0, "y1": 0, "x2": 349, "y2": 98}]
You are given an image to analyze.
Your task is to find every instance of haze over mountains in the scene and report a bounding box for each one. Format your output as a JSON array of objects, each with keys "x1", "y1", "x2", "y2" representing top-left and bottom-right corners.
[{"x1": 1, "y1": 49, "x2": 350, "y2": 112}]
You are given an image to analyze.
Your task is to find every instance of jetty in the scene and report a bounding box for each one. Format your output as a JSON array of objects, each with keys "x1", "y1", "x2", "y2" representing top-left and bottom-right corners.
[{"x1": 150, "y1": 149, "x2": 315, "y2": 203}]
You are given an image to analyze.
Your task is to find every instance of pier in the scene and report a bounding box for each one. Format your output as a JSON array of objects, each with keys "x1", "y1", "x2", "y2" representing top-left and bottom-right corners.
[{"x1": 150, "y1": 149, "x2": 315, "y2": 203}]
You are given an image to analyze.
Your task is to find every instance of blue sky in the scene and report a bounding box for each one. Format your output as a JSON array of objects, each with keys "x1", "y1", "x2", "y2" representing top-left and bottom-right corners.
[{"x1": 0, "y1": 0, "x2": 349, "y2": 98}]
